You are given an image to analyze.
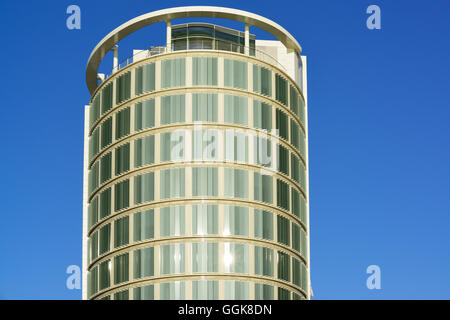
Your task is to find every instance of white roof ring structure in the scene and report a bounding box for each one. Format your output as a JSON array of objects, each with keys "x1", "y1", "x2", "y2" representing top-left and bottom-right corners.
[{"x1": 86, "y1": 6, "x2": 302, "y2": 94}]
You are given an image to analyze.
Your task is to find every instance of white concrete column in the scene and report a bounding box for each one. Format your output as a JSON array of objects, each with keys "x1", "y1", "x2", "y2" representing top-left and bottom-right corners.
[
  {"x1": 112, "y1": 45, "x2": 118, "y2": 73},
  {"x1": 166, "y1": 20, "x2": 172, "y2": 52},
  {"x1": 244, "y1": 24, "x2": 250, "y2": 55}
]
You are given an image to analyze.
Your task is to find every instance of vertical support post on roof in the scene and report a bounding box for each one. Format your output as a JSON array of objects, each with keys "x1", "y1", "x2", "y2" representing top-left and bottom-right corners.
[
  {"x1": 112, "y1": 45, "x2": 118, "y2": 73},
  {"x1": 166, "y1": 20, "x2": 172, "y2": 52},
  {"x1": 244, "y1": 23, "x2": 250, "y2": 55}
]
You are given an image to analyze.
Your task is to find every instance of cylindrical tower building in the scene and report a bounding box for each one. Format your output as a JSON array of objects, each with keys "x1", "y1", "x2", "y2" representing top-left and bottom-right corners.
[{"x1": 82, "y1": 6, "x2": 310, "y2": 300}]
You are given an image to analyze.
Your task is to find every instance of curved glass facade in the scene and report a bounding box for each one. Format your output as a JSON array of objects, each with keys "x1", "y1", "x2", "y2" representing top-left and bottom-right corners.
[{"x1": 84, "y1": 21, "x2": 308, "y2": 300}]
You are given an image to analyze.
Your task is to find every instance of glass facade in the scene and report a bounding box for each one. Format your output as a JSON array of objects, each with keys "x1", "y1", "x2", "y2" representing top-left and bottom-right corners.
[{"x1": 85, "y1": 22, "x2": 308, "y2": 301}]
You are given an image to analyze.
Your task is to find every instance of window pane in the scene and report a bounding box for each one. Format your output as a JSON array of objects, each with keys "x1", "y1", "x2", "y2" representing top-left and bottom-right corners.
[
  {"x1": 277, "y1": 251, "x2": 290, "y2": 282},
  {"x1": 224, "y1": 59, "x2": 247, "y2": 89},
  {"x1": 224, "y1": 281, "x2": 249, "y2": 299},
  {"x1": 100, "y1": 117, "x2": 112, "y2": 149},
  {"x1": 114, "y1": 253, "x2": 129, "y2": 284},
  {"x1": 275, "y1": 74, "x2": 287, "y2": 105},
  {"x1": 277, "y1": 179, "x2": 290, "y2": 211},
  {"x1": 192, "y1": 280, "x2": 218, "y2": 300},
  {"x1": 161, "y1": 58, "x2": 186, "y2": 88},
  {"x1": 160, "y1": 244, "x2": 185, "y2": 275},
  {"x1": 254, "y1": 209, "x2": 273, "y2": 240},
  {"x1": 99, "y1": 224, "x2": 111, "y2": 255},
  {"x1": 133, "y1": 247, "x2": 154, "y2": 279},
  {"x1": 277, "y1": 215, "x2": 290, "y2": 246},
  {"x1": 192, "y1": 167, "x2": 218, "y2": 197},
  {"x1": 135, "y1": 63, "x2": 155, "y2": 95},
  {"x1": 192, "y1": 242, "x2": 218, "y2": 272},
  {"x1": 224, "y1": 95, "x2": 247, "y2": 126},
  {"x1": 133, "y1": 172, "x2": 154, "y2": 205},
  {"x1": 160, "y1": 206, "x2": 185, "y2": 237},
  {"x1": 114, "y1": 179, "x2": 129, "y2": 212},
  {"x1": 253, "y1": 65, "x2": 272, "y2": 96},
  {"x1": 101, "y1": 82, "x2": 113, "y2": 114},
  {"x1": 160, "y1": 131, "x2": 186, "y2": 162},
  {"x1": 223, "y1": 243, "x2": 249, "y2": 273},
  {"x1": 192, "y1": 204, "x2": 218, "y2": 235},
  {"x1": 115, "y1": 143, "x2": 130, "y2": 175},
  {"x1": 99, "y1": 187, "x2": 111, "y2": 219},
  {"x1": 192, "y1": 93, "x2": 218, "y2": 122},
  {"x1": 115, "y1": 107, "x2": 130, "y2": 140},
  {"x1": 224, "y1": 129, "x2": 248, "y2": 162},
  {"x1": 160, "y1": 281, "x2": 185, "y2": 299},
  {"x1": 192, "y1": 129, "x2": 218, "y2": 160},
  {"x1": 134, "y1": 135, "x2": 155, "y2": 168},
  {"x1": 135, "y1": 99, "x2": 155, "y2": 131},
  {"x1": 99, "y1": 260, "x2": 111, "y2": 290},
  {"x1": 254, "y1": 246, "x2": 274, "y2": 277},
  {"x1": 160, "y1": 168, "x2": 185, "y2": 199},
  {"x1": 192, "y1": 57, "x2": 218, "y2": 85},
  {"x1": 255, "y1": 284, "x2": 274, "y2": 300},
  {"x1": 223, "y1": 206, "x2": 248, "y2": 236},
  {"x1": 133, "y1": 285, "x2": 154, "y2": 300},
  {"x1": 224, "y1": 168, "x2": 248, "y2": 199},
  {"x1": 253, "y1": 100, "x2": 272, "y2": 131},
  {"x1": 114, "y1": 216, "x2": 129, "y2": 248},
  {"x1": 100, "y1": 152, "x2": 112, "y2": 184},
  {"x1": 254, "y1": 136, "x2": 272, "y2": 167},
  {"x1": 292, "y1": 223, "x2": 300, "y2": 253},
  {"x1": 116, "y1": 72, "x2": 131, "y2": 104},
  {"x1": 276, "y1": 109, "x2": 289, "y2": 141},
  {"x1": 254, "y1": 172, "x2": 273, "y2": 204},
  {"x1": 133, "y1": 209, "x2": 154, "y2": 242},
  {"x1": 278, "y1": 144, "x2": 289, "y2": 176},
  {"x1": 161, "y1": 94, "x2": 185, "y2": 125}
]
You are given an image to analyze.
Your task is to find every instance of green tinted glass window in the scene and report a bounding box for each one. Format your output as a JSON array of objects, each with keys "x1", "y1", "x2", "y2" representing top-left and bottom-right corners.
[
  {"x1": 135, "y1": 63, "x2": 155, "y2": 95},
  {"x1": 99, "y1": 260, "x2": 111, "y2": 290},
  {"x1": 114, "y1": 216, "x2": 129, "y2": 248},
  {"x1": 277, "y1": 251, "x2": 290, "y2": 282},
  {"x1": 161, "y1": 58, "x2": 186, "y2": 88},
  {"x1": 277, "y1": 179, "x2": 290, "y2": 211},
  {"x1": 192, "y1": 93, "x2": 218, "y2": 122},
  {"x1": 99, "y1": 224, "x2": 111, "y2": 255},
  {"x1": 160, "y1": 244, "x2": 185, "y2": 275},
  {"x1": 192, "y1": 167, "x2": 218, "y2": 197},
  {"x1": 276, "y1": 109, "x2": 289, "y2": 141},
  {"x1": 133, "y1": 247, "x2": 154, "y2": 279},
  {"x1": 114, "y1": 179, "x2": 129, "y2": 212},
  {"x1": 134, "y1": 135, "x2": 155, "y2": 168},
  {"x1": 160, "y1": 206, "x2": 185, "y2": 237},
  {"x1": 292, "y1": 223, "x2": 301, "y2": 253},
  {"x1": 277, "y1": 215, "x2": 290, "y2": 246},
  {"x1": 134, "y1": 210, "x2": 154, "y2": 242},
  {"x1": 133, "y1": 285, "x2": 154, "y2": 300},
  {"x1": 89, "y1": 94, "x2": 100, "y2": 129},
  {"x1": 254, "y1": 209, "x2": 273, "y2": 240},
  {"x1": 224, "y1": 206, "x2": 249, "y2": 236},
  {"x1": 116, "y1": 72, "x2": 131, "y2": 104},
  {"x1": 99, "y1": 187, "x2": 111, "y2": 219},
  {"x1": 115, "y1": 143, "x2": 130, "y2": 175},
  {"x1": 224, "y1": 95, "x2": 247, "y2": 125},
  {"x1": 224, "y1": 59, "x2": 247, "y2": 89},
  {"x1": 192, "y1": 57, "x2": 218, "y2": 85},
  {"x1": 115, "y1": 107, "x2": 130, "y2": 140},
  {"x1": 133, "y1": 172, "x2": 154, "y2": 205},
  {"x1": 135, "y1": 99, "x2": 155, "y2": 131},
  {"x1": 254, "y1": 172, "x2": 273, "y2": 204},
  {"x1": 278, "y1": 144, "x2": 289, "y2": 176},
  {"x1": 114, "y1": 253, "x2": 129, "y2": 284},
  {"x1": 101, "y1": 82, "x2": 113, "y2": 114},
  {"x1": 275, "y1": 74, "x2": 287, "y2": 105},
  {"x1": 100, "y1": 117, "x2": 112, "y2": 149},
  {"x1": 224, "y1": 168, "x2": 248, "y2": 199},
  {"x1": 192, "y1": 242, "x2": 218, "y2": 272},
  {"x1": 253, "y1": 100, "x2": 272, "y2": 131},
  {"x1": 161, "y1": 94, "x2": 185, "y2": 125},
  {"x1": 192, "y1": 204, "x2": 218, "y2": 235},
  {"x1": 254, "y1": 246, "x2": 274, "y2": 277},
  {"x1": 100, "y1": 152, "x2": 112, "y2": 184},
  {"x1": 253, "y1": 65, "x2": 272, "y2": 96},
  {"x1": 160, "y1": 168, "x2": 185, "y2": 199}
]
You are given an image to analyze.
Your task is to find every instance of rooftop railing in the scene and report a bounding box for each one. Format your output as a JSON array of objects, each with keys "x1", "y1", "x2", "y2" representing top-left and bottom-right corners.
[{"x1": 103, "y1": 40, "x2": 286, "y2": 81}]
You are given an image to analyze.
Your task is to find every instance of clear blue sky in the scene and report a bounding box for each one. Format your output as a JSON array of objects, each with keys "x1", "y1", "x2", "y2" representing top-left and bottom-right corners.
[{"x1": 0, "y1": 0, "x2": 449, "y2": 300}]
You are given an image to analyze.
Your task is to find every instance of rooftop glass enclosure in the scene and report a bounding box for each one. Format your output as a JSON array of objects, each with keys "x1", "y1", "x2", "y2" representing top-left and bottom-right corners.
[{"x1": 171, "y1": 23, "x2": 256, "y2": 55}]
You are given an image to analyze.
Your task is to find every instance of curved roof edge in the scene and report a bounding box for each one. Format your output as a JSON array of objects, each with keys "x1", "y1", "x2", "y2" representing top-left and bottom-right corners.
[{"x1": 86, "y1": 6, "x2": 302, "y2": 94}]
